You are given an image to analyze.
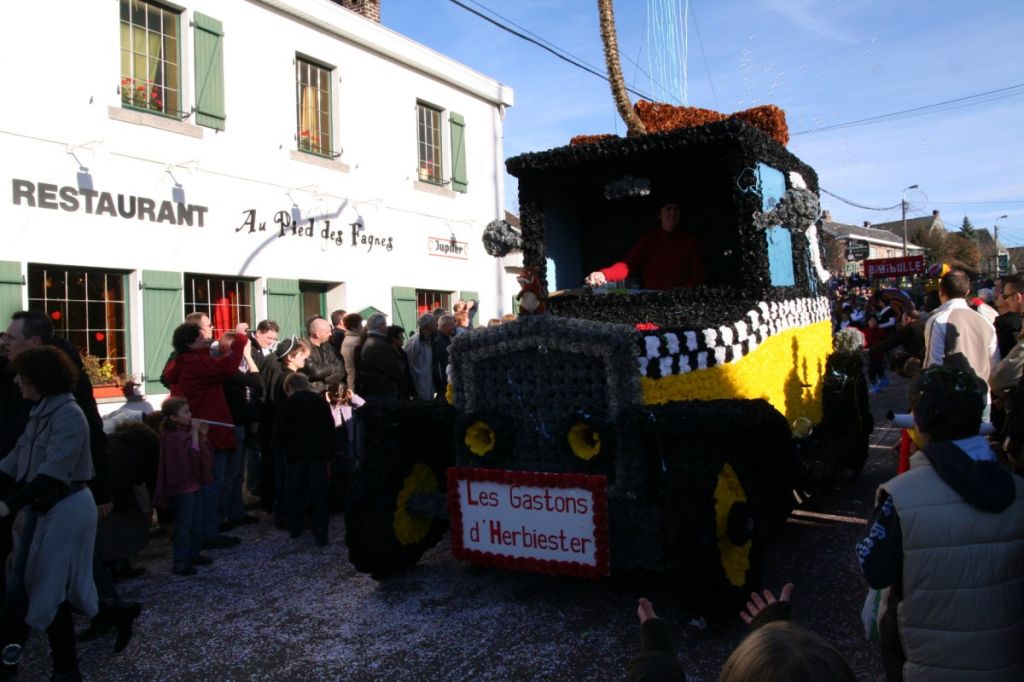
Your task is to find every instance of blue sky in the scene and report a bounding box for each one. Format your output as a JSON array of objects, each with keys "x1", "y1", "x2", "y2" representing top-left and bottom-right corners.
[{"x1": 384, "y1": 0, "x2": 1024, "y2": 244}]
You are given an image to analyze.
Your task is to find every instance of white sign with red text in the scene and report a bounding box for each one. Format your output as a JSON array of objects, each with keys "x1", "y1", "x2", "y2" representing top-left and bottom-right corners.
[{"x1": 447, "y1": 468, "x2": 609, "y2": 577}]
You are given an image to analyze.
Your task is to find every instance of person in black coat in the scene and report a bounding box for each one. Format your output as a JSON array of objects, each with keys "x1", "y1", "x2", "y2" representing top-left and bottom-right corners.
[
  {"x1": 301, "y1": 317, "x2": 346, "y2": 394},
  {"x1": 273, "y1": 373, "x2": 333, "y2": 546},
  {"x1": 355, "y1": 314, "x2": 403, "y2": 406},
  {"x1": 256, "y1": 338, "x2": 311, "y2": 526}
]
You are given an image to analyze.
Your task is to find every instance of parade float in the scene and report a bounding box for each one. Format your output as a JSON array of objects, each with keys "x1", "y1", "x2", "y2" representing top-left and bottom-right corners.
[{"x1": 344, "y1": 1, "x2": 871, "y2": 613}]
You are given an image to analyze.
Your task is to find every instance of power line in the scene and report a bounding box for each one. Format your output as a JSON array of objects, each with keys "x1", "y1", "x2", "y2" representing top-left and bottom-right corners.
[
  {"x1": 819, "y1": 187, "x2": 901, "y2": 212},
  {"x1": 460, "y1": 0, "x2": 607, "y2": 77},
  {"x1": 449, "y1": 0, "x2": 660, "y2": 102},
  {"x1": 793, "y1": 83, "x2": 1024, "y2": 136},
  {"x1": 930, "y1": 199, "x2": 1024, "y2": 206}
]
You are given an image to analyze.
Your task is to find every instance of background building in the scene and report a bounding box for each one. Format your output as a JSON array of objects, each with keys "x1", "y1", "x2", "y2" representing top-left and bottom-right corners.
[
  {"x1": 1, "y1": 0, "x2": 514, "y2": 398},
  {"x1": 819, "y1": 211, "x2": 924, "y2": 276}
]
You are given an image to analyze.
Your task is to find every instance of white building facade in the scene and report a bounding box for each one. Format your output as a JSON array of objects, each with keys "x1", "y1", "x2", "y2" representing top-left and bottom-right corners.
[{"x1": 0, "y1": 0, "x2": 514, "y2": 397}]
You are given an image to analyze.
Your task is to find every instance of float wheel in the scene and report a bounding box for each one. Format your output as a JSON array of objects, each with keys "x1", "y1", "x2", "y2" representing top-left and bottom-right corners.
[{"x1": 344, "y1": 403, "x2": 454, "y2": 578}]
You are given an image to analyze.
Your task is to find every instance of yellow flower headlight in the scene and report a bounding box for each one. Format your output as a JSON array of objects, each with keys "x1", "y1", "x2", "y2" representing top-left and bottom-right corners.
[
  {"x1": 465, "y1": 420, "x2": 496, "y2": 457},
  {"x1": 393, "y1": 463, "x2": 439, "y2": 546},
  {"x1": 445, "y1": 382, "x2": 454, "y2": 405},
  {"x1": 568, "y1": 422, "x2": 601, "y2": 461}
]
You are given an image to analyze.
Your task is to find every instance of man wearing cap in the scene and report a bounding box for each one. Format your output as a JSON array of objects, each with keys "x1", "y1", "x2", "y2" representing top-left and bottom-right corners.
[
  {"x1": 404, "y1": 314, "x2": 436, "y2": 400},
  {"x1": 856, "y1": 365, "x2": 1024, "y2": 681}
]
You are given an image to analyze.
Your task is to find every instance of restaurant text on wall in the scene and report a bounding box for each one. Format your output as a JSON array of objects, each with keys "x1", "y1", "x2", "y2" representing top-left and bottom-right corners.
[{"x1": 11, "y1": 179, "x2": 208, "y2": 227}]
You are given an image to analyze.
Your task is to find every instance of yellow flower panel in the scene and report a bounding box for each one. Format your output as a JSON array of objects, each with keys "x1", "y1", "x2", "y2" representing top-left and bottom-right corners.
[{"x1": 640, "y1": 320, "x2": 832, "y2": 426}]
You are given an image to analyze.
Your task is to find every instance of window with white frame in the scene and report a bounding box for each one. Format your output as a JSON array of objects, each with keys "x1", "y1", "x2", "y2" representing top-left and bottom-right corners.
[
  {"x1": 119, "y1": 0, "x2": 180, "y2": 117},
  {"x1": 416, "y1": 103, "x2": 443, "y2": 184},
  {"x1": 183, "y1": 274, "x2": 254, "y2": 339},
  {"x1": 296, "y1": 57, "x2": 334, "y2": 157},
  {"x1": 27, "y1": 265, "x2": 130, "y2": 377}
]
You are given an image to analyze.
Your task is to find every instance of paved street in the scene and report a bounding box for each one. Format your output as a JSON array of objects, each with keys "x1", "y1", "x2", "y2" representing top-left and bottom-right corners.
[{"x1": 19, "y1": 379, "x2": 908, "y2": 681}]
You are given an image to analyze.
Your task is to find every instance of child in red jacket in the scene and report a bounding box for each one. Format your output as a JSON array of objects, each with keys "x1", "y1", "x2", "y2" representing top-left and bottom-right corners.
[{"x1": 154, "y1": 398, "x2": 214, "y2": 576}]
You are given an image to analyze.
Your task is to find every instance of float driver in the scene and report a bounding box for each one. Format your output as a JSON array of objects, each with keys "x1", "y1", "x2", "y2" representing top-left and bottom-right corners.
[{"x1": 584, "y1": 202, "x2": 704, "y2": 290}]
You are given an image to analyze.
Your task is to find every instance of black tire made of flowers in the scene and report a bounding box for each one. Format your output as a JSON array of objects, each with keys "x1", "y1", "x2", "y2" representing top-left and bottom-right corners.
[
  {"x1": 816, "y1": 351, "x2": 874, "y2": 480},
  {"x1": 619, "y1": 399, "x2": 795, "y2": 616},
  {"x1": 344, "y1": 402, "x2": 455, "y2": 578}
]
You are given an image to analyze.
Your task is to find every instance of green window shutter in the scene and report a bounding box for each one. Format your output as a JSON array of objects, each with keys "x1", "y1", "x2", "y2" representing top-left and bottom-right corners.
[
  {"x1": 0, "y1": 261, "x2": 24, "y2": 326},
  {"x1": 266, "y1": 278, "x2": 302, "y2": 341},
  {"x1": 193, "y1": 13, "x2": 225, "y2": 131},
  {"x1": 391, "y1": 286, "x2": 417, "y2": 336},
  {"x1": 450, "y1": 112, "x2": 467, "y2": 193},
  {"x1": 141, "y1": 270, "x2": 183, "y2": 395}
]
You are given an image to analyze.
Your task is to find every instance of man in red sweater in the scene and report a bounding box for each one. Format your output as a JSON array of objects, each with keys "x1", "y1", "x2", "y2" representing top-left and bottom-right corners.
[
  {"x1": 584, "y1": 203, "x2": 705, "y2": 290},
  {"x1": 163, "y1": 321, "x2": 249, "y2": 549}
]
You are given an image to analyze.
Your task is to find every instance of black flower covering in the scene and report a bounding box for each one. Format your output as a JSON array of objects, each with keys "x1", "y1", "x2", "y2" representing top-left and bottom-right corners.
[{"x1": 482, "y1": 219, "x2": 522, "y2": 257}]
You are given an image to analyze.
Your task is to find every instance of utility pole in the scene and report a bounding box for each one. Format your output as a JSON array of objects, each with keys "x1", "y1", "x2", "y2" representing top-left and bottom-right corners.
[
  {"x1": 901, "y1": 184, "x2": 918, "y2": 257},
  {"x1": 995, "y1": 214, "x2": 1009, "y2": 276}
]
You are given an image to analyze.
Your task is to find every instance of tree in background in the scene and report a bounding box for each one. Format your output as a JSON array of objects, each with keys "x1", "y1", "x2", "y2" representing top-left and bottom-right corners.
[
  {"x1": 960, "y1": 216, "x2": 977, "y2": 241},
  {"x1": 818, "y1": 230, "x2": 846, "y2": 276},
  {"x1": 946, "y1": 232, "x2": 981, "y2": 272},
  {"x1": 911, "y1": 223, "x2": 950, "y2": 265}
]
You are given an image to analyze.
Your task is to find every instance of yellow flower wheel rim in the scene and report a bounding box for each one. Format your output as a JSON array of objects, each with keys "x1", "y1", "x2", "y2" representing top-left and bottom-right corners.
[
  {"x1": 465, "y1": 420, "x2": 496, "y2": 457},
  {"x1": 393, "y1": 463, "x2": 439, "y2": 546},
  {"x1": 568, "y1": 422, "x2": 601, "y2": 460},
  {"x1": 715, "y1": 463, "x2": 752, "y2": 587}
]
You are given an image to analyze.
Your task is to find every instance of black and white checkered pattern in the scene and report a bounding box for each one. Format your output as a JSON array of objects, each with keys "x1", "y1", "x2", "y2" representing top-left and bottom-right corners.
[{"x1": 637, "y1": 296, "x2": 831, "y2": 378}]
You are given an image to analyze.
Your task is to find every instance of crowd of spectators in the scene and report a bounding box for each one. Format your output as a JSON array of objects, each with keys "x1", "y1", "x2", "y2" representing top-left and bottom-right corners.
[{"x1": 0, "y1": 274, "x2": 1021, "y2": 680}]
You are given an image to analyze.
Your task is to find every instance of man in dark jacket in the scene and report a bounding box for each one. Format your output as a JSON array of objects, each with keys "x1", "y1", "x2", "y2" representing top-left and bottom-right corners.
[
  {"x1": 301, "y1": 316, "x2": 345, "y2": 394},
  {"x1": 273, "y1": 373, "x2": 333, "y2": 545},
  {"x1": 327, "y1": 309, "x2": 346, "y2": 359},
  {"x1": 356, "y1": 313, "x2": 403, "y2": 406},
  {"x1": 247, "y1": 319, "x2": 280, "y2": 371}
]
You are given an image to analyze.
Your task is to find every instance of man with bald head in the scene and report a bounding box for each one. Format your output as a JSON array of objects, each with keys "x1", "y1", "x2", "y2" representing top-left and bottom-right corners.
[{"x1": 300, "y1": 315, "x2": 345, "y2": 395}]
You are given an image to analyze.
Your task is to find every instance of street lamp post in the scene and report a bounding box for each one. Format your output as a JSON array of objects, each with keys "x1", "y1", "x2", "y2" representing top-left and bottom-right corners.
[{"x1": 901, "y1": 184, "x2": 919, "y2": 257}]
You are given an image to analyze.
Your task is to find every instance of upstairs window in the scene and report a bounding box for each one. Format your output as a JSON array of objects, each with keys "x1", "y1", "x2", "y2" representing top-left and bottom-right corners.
[
  {"x1": 120, "y1": 0, "x2": 180, "y2": 117},
  {"x1": 416, "y1": 103, "x2": 443, "y2": 184},
  {"x1": 296, "y1": 58, "x2": 334, "y2": 157}
]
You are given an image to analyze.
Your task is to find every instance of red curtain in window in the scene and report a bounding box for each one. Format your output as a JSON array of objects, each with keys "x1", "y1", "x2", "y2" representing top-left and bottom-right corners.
[{"x1": 213, "y1": 292, "x2": 234, "y2": 338}]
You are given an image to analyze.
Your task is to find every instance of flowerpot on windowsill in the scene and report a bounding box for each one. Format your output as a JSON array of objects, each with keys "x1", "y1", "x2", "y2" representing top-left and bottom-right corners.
[{"x1": 93, "y1": 385, "x2": 123, "y2": 400}]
